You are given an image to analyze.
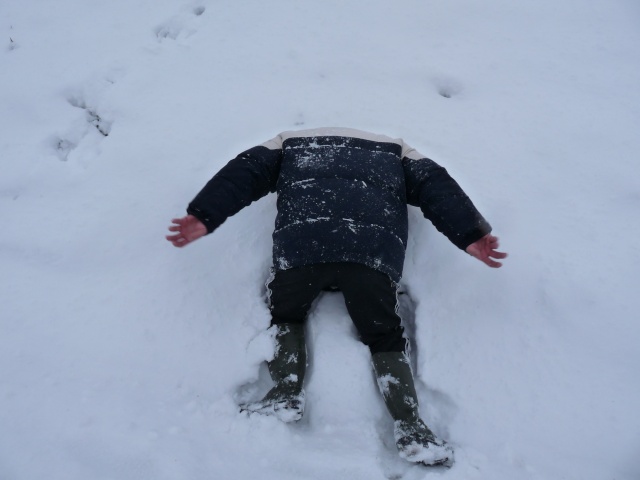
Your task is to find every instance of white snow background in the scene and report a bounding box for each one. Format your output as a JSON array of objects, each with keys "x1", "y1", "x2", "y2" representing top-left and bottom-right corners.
[{"x1": 2, "y1": 1, "x2": 639, "y2": 479}]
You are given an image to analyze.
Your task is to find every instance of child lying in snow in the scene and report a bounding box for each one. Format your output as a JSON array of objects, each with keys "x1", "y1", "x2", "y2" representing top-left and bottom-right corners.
[{"x1": 166, "y1": 127, "x2": 507, "y2": 466}]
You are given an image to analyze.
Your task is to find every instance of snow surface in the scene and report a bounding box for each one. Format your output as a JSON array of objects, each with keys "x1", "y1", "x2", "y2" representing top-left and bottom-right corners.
[{"x1": 2, "y1": 0, "x2": 640, "y2": 479}]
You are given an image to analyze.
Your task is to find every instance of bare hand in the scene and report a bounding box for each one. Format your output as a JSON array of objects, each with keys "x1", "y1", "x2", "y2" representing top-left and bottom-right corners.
[
  {"x1": 465, "y1": 234, "x2": 507, "y2": 268},
  {"x1": 166, "y1": 215, "x2": 207, "y2": 247}
]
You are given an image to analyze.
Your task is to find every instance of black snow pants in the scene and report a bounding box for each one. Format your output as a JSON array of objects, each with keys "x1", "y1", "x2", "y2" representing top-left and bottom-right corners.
[{"x1": 266, "y1": 262, "x2": 406, "y2": 354}]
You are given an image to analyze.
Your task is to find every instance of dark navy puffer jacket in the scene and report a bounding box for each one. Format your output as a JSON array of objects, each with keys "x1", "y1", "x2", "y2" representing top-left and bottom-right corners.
[{"x1": 187, "y1": 127, "x2": 491, "y2": 282}]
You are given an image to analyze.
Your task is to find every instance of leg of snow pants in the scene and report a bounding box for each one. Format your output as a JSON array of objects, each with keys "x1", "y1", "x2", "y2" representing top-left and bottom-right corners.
[
  {"x1": 266, "y1": 266, "x2": 326, "y2": 326},
  {"x1": 332, "y1": 263, "x2": 406, "y2": 354}
]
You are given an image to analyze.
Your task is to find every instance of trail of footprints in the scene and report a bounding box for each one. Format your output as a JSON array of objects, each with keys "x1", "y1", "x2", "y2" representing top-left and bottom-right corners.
[
  {"x1": 52, "y1": 3, "x2": 206, "y2": 161},
  {"x1": 49, "y1": 3, "x2": 461, "y2": 162}
]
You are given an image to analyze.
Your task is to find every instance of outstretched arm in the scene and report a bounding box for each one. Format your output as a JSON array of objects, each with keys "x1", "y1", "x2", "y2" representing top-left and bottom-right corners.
[
  {"x1": 404, "y1": 157, "x2": 492, "y2": 249},
  {"x1": 186, "y1": 145, "x2": 282, "y2": 234},
  {"x1": 166, "y1": 142, "x2": 282, "y2": 248},
  {"x1": 403, "y1": 154, "x2": 507, "y2": 267},
  {"x1": 165, "y1": 215, "x2": 207, "y2": 248},
  {"x1": 465, "y1": 234, "x2": 507, "y2": 268}
]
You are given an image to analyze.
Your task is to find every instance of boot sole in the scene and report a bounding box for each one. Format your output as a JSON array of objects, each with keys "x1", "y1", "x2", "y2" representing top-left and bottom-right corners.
[
  {"x1": 239, "y1": 399, "x2": 304, "y2": 423},
  {"x1": 420, "y1": 456, "x2": 453, "y2": 468}
]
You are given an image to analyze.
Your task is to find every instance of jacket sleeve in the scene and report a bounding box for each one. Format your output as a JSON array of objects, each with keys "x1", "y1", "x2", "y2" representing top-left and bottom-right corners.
[
  {"x1": 186, "y1": 144, "x2": 282, "y2": 233},
  {"x1": 402, "y1": 155, "x2": 491, "y2": 250}
]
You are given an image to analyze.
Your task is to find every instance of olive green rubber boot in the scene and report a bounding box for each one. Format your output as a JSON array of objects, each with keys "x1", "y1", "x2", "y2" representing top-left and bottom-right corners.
[
  {"x1": 243, "y1": 323, "x2": 306, "y2": 422},
  {"x1": 372, "y1": 351, "x2": 454, "y2": 466}
]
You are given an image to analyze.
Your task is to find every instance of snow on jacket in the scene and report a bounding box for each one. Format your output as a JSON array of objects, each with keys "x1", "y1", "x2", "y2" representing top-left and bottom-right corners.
[{"x1": 187, "y1": 127, "x2": 491, "y2": 282}]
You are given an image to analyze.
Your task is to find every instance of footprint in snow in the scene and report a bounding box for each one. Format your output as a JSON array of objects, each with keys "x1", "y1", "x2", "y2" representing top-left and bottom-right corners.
[
  {"x1": 154, "y1": 5, "x2": 206, "y2": 42},
  {"x1": 50, "y1": 76, "x2": 118, "y2": 161},
  {"x1": 67, "y1": 95, "x2": 112, "y2": 138},
  {"x1": 431, "y1": 76, "x2": 464, "y2": 99}
]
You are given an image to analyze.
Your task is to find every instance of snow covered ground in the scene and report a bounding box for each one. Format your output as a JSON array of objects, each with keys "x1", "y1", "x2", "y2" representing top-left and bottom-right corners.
[{"x1": 2, "y1": 1, "x2": 640, "y2": 478}]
